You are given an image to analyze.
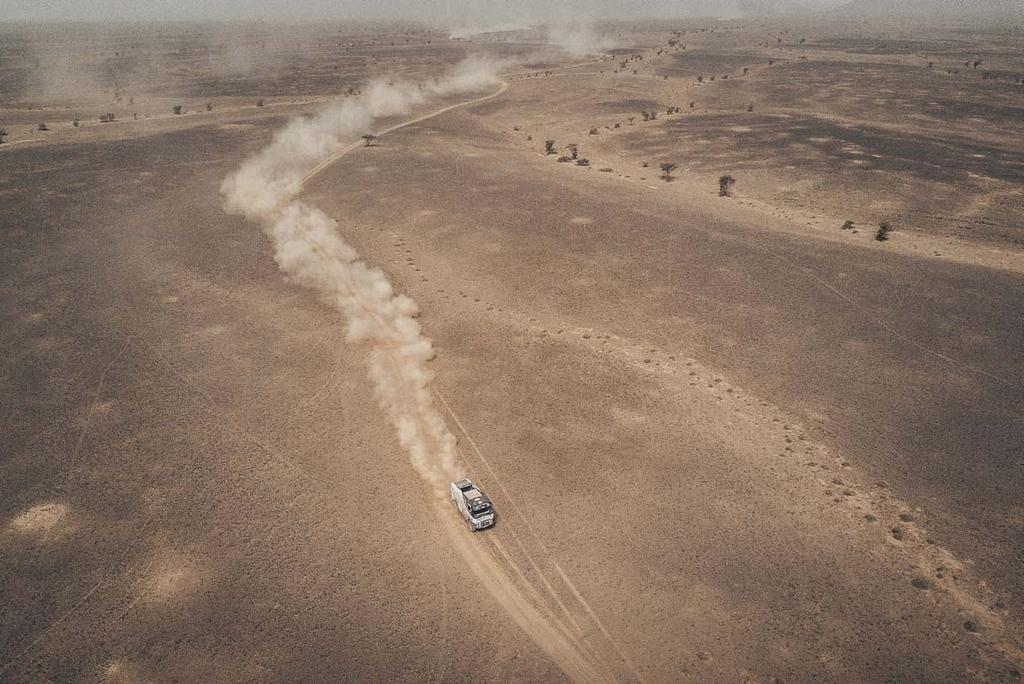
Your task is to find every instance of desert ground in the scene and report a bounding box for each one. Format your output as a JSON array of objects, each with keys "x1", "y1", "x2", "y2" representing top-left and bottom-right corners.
[{"x1": 2, "y1": 19, "x2": 1023, "y2": 682}]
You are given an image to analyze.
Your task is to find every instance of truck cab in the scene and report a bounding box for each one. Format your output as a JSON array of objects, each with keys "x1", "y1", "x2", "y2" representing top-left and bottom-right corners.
[{"x1": 450, "y1": 478, "x2": 496, "y2": 531}]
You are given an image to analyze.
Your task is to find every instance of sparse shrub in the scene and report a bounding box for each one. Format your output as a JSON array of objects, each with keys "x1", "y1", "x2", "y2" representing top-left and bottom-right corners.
[
  {"x1": 743, "y1": 67, "x2": 749, "y2": 75},
  {"x1": 526, "y1": 135, "x2": 532, "y2": 141},
  {"x1": 599, "y1": 167, "x2": 613, "y2": 172},
  {"x1": 100, "y1": 113, "x2": 115, "y2": 123},
  {"x1": 544, "y1": 140, "x2": 556, "y2": 155},
  {"x1": 768, "y1": 60, "x2": 775, "y2": 66},
  {"x1": 576, "y1": 158, "x2": 590, "y2": 167},
  {"x1": 718, "y1": 175, "x2": 735, "y2": 196},
  {"x1": 697, "y1": 75, "x2": 704, "y2": 83},
  {"x1": 38, "y1": 122, "x2": 49, "y2": 131},
  {"x1": 567, "y1": 143, "x2": 578, "y2": 160},
  {"x1": 206, "y1": 102, "x2": 213, "y2": 111},
  {"x1": 613, "y1": 122, "x2": 620, "y2": 128},
  {"x1": 589, "y1": 127, "x2": 598, "y2": 135},
  {"x1": 0, "y1": 127, "x2": 7, "y2": 143},
  {"x1": 173, "y1": 105, "x2": 183, "y2": 115},
  {"x1": 659, "y1": 162, "x2": 677, "y2": 181},
  {"x1": 689, "y1": 101, "x2": 695, "y2": 108},
  {"x1": 875, "y1": 221, "x2": 894, "y2": 241},
  {"x1": 361, "y1": 134, "x2": 378, "y2": 147},
  {"x1": 841, "y1": 219, "x2": 855, "y2": 231},
  {"x1": 746, "y1": 104, "x2": 754, "y2": 112},
  {"x1": 556, "y1": 155, "x2": 571, "y2": 163},
  {"x1": 256, "y1": 98, "x2": 265, "y2": 107},
  {"x1": 72, "y1": 119, "x2": 80, "y2": 127},
  {"x1": 641, "y1": 161, "x2": 648, "y2": 167}
]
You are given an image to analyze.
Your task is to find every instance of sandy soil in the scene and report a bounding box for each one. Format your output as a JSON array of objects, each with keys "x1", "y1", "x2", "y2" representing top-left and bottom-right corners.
[{"x1": 2, "y1": 20, "x2": 1023, "y2": 682}]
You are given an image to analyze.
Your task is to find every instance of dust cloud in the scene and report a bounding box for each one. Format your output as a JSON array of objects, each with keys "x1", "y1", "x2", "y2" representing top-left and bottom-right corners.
[
  {"x1": 545, "y1": 23, "x2": 615, "y2": 57},
  {"x1": 221, "y1": 56, "x2": 507, "y2": 493}
]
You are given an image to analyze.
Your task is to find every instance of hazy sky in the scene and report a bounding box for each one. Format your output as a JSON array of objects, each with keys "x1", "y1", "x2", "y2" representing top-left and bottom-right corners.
[{"x1": 6, "y1": 0, "x2": 850, "y2": 24}]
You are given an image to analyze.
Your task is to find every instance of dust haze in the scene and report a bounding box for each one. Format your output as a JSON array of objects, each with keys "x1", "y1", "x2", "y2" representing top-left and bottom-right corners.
[{"x1": 2, "y1": 1, "x2": 1023, "y2": 682}]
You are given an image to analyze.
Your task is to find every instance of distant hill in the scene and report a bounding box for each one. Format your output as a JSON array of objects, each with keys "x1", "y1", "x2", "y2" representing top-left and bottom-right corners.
[{"x1": 830, "y1": 0, "x2": 1023, "y2": 22}]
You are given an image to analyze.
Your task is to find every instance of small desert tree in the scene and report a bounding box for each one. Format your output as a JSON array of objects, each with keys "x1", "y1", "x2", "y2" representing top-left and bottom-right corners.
[
  {"x1": 875, "y1": 221, "x2": 894, "y2": 241},
  {"x1": 544, "y1": 140, "x2": 556, "y2": 155},
  {"x1": 256, "y1": 98, "x2": 265, "y2": 107},
  {"x1": 659, "y1": 162, "x2": 677, "y2": 181},
  {"x1": 719, "y1": 175, "x2": 736, "y2": 196},
  {"x1": 38, "y1": 122, "x2": 49, "y2": 131},
  {"x1": 841, "y1": 219, "x2": 855, "y2": 231},
  {"x1": 173, "y1": 105, "x2": 183, "y2": 115}
]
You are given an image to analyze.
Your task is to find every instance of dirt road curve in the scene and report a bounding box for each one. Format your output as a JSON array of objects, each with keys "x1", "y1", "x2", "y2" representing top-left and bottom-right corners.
[{"x1": 295, "y1": 77, "x2": 642, "y2": 683}]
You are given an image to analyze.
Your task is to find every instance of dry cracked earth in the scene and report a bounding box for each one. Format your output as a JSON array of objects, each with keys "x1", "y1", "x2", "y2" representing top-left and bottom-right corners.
[{"x1": 2, "y1": 19, "x2": 1023, "y2": 682}]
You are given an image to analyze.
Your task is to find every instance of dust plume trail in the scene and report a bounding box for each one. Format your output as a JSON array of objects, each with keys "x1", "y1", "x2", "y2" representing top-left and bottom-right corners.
[
  {"x1": 220, "y1": 55, "x2": 507, "y2": 493},
  {"x1": 545, "y1": 23, "x2": 616, "y2": 57}
]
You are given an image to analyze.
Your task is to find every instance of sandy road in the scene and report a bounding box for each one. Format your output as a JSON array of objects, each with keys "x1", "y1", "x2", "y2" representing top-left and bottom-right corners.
[{"x1": 295, "y1": 72, "x2": 641, "y2": 682}]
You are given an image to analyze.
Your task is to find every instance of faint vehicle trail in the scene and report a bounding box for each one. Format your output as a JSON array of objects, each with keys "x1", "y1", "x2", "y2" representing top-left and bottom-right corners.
[
  {"x1": 436, "y1": 503, "x2": 606, "y2": 682},
  {"x1": 62, "y1": 337, "x2": 131, "y2": 486},
  {"x1": 436, "y1": 389, "x2": 644, "y2": 683},
  {"x1": 751, "y1": 243, "x2": 1020, "y2": 391},
  {"x1": 0, "y1": 519, "x2": 153, "y2": 676}
]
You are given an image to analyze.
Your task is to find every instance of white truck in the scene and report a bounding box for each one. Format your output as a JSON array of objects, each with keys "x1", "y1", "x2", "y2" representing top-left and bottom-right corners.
[{"x1": 450, "y1": 478, "x2": 496, "y2": 531}]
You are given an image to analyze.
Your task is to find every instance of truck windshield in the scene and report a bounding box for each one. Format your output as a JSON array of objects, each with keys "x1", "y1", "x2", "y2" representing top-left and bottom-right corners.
[{"x1": 471, "y1": 505, "x2": 492, "y2": 518}]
